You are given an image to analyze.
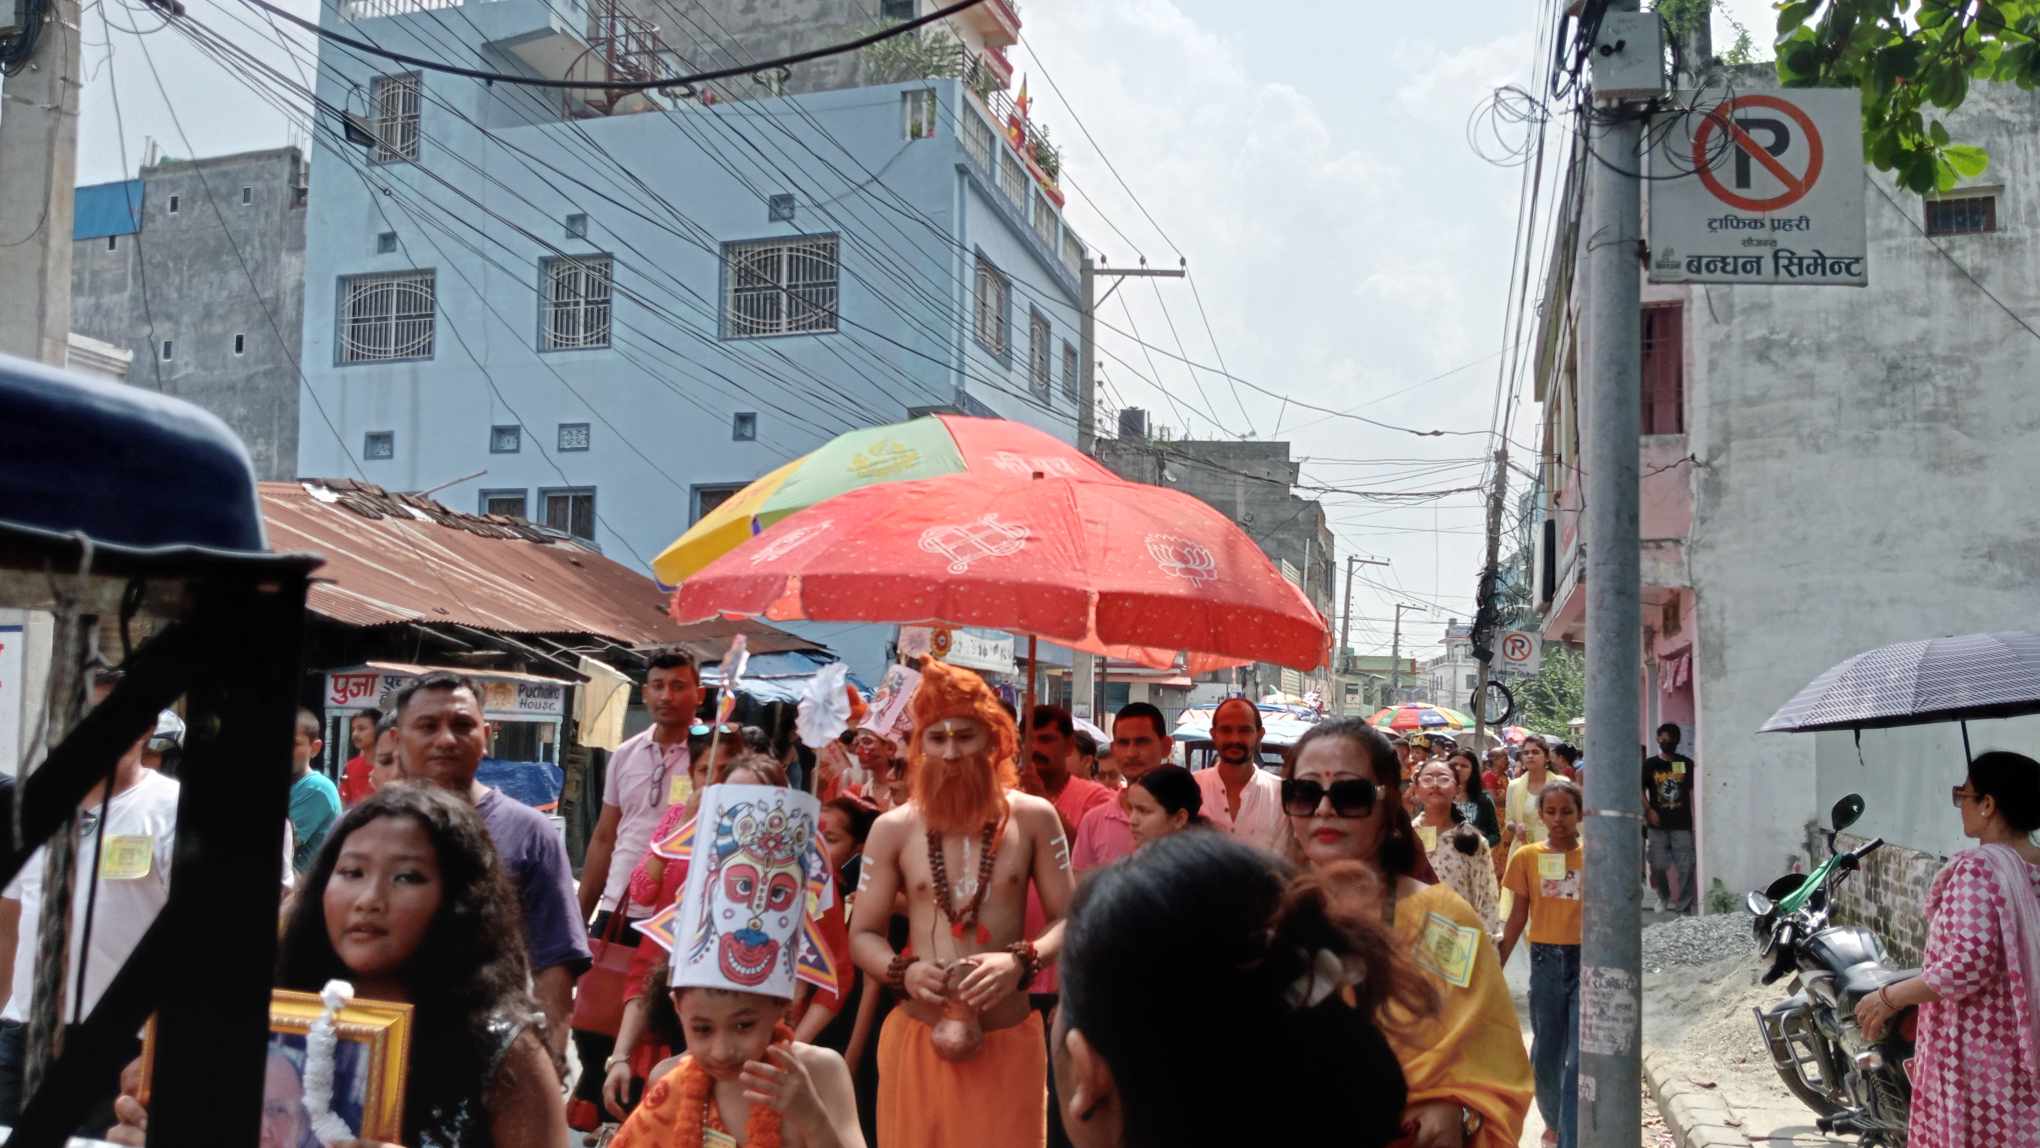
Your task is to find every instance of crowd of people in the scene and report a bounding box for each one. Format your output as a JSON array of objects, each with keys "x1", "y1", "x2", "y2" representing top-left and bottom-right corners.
[{"x1": 10, "y1": 656, "x2": 2033, "y2": 1148}]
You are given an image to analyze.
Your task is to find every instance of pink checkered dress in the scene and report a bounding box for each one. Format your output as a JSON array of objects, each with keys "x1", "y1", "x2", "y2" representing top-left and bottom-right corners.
[{"x1": 1912, "y1": 850, "x2": 2040, "y2": 1147}]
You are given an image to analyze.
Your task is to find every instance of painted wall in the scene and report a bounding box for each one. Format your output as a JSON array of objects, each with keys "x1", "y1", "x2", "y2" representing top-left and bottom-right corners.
[
  {"x1": 1679, "y1": 78, "x2": 2040, "y2": 896},
  {"x1": 299, "y1": 7, "x2": 1083, "y2": 681}
]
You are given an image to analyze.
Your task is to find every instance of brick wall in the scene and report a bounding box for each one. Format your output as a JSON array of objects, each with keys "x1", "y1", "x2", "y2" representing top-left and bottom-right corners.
[{"x1": 1830, "y1": 830, "x2": 1946, "y2": 967}]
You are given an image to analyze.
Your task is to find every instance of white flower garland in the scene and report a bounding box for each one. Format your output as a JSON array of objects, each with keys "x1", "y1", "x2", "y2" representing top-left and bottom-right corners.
[{"x1": 303, "y1": 979, "x2": 357, "y2": 1146}]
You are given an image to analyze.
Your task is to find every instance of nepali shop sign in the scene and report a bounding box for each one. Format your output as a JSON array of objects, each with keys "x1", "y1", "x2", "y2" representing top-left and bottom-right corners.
[
  {"x1": 325, "y1": 667, "x2": 567, "y2": 721},
  {"x1": 1648, "y1": 89, "x2": 1866, "y2": 287}
]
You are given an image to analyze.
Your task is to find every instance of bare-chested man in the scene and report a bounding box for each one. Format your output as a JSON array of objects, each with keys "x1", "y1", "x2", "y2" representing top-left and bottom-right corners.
[{"x1": 849, "y1": 659, "x2": 1072, "y2": 1148}]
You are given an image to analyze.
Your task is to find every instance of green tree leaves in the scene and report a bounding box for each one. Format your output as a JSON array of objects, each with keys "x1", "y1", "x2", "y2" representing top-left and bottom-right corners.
[{"x1": 1513, "y1": 645, "x2": 1586, "y2": 738}]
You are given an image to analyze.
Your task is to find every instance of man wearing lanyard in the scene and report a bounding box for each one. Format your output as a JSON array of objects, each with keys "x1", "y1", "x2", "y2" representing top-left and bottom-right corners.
[{"x1": 573, "y1": 650, "x2": 700, "y2": 1106}]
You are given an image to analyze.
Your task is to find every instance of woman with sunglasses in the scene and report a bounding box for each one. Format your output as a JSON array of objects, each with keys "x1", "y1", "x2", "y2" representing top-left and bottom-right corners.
[
  {"x1": 1851, "y1": 751, "x2": 2040, "y2": 1148},
  {"x1": 1414, "y1": 760, "x2": 1501, "y2": 935},
  {"x1": 1280, "y1": 718, "x2": 1531, "y2": 1148}
]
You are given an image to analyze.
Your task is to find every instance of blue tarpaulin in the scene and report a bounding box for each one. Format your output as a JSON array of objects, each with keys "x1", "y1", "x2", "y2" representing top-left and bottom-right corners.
[
  {"x1": 74, "y1": 180, "x2": 144, "y2": 241},
  {"x1": 478, "y1": 757, "x2": 564, "y2": 809}
]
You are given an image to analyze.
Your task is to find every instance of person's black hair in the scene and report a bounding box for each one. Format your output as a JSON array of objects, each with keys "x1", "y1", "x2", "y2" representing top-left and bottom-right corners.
[
  {"x1": 1445, "y1": 749, "x2": 1483, "y2": 804},
  {"x1": 1031, "y1": 705, "x2": 1075, "y2": 738},
  {"x1": 1134, "y1": 765, "x2": 1206, "y2": 827},
  {"x1": 1073, "y1": 730, "x2": 1098, "y2": 759},
  {"x1": 824, "y1": 796, "x2": 881, "y2": 845},
  {"x1": 739, "y1": 724, "x2": 771, "y2": 754},
  {"x1": 1968, "y1": 750, "x2": 2040, "y2": 833},
  {"x1": 646, "y1": 650, "x2": 699, "y2": 679},
  {"x1": 1552, "y1": 741, "x2": 1581, "y2": 766},
  {"x1": 639, "y1": 962, "x2": 682, "y2": 1053},
  {"x1": 716, "y1": 752, "x2": 789, "y2": 787},
  {"x1": 1538, "y1": 776, "x2": 1584, "y2": 813},
  {"x1": 278, "y1": 784, "x2": 551, "y2": 1143},
  {"x1": 998, "y1": 699, "x2": 1018, "y2": 724},
  {"x1": 1212, "y1": 695, "x2": 1264, "y2": 732},
  {"x1": 1059, "y1": 834, "x2": 1418, "y2": 1148},
  {"x1": 837, "y1": 729, "x2": 858, "y2": 747},
  {"x1": 1287, "y1": 718, "x2": 1421, "y2": 877},
  {"x1": 1113, "y1": 702, "x2": 1168, "y2": 741},
  {"x1": 1656, "y1": 722, "x2": 1680, "y2": 740},
  {"x1": 351, "y1": 706, "x2": 383, "y2": 729},
  {"x1": 391, "y1": 671, "x2": 481, "y2": 720}
]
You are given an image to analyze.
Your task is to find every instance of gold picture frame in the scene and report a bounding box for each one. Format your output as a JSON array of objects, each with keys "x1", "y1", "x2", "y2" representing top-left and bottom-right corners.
[{"x1": 140, "y1": 989, "x2": 413, "y2": 1143}]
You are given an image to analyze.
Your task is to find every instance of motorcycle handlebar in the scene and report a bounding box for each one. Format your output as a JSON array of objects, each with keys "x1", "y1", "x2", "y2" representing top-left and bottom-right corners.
[{"x1": 1838, "y1": 837, "x2": 1885, "y2": 869}]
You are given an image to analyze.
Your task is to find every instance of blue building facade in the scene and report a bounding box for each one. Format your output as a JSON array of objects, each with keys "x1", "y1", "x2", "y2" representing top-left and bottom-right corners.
[{"x1": 298, "y1": 0, "x2": 1087, "y2": 675}]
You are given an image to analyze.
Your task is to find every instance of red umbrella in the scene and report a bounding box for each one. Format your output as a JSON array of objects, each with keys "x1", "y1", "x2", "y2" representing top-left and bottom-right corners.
[{"x1": 670, "y1": 471, "x2": 1330, "y2": 672}]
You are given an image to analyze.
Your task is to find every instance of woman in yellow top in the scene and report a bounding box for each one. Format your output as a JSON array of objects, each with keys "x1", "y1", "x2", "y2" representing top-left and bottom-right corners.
[
  {"x1": 1498, "y1": 777, "x2": 1585, "y2": 1148},
  {"x1": 1282, "y1": 718, "x2": 1534, "y2": 1148}
]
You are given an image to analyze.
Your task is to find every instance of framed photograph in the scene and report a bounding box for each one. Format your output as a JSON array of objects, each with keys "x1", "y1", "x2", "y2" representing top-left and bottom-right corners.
[{"x1": 140, "y1": 989, "x2": 413, "y2": 1143}]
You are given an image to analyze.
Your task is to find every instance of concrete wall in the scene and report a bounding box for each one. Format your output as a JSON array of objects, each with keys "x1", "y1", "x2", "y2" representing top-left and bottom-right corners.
[
  {"x1": 1677, "y1": 79, "x2": 2040, "y2": 898},
  {"x1": 70, "y1": 148, "x2": 307, "y2": 480},
  {"x1": 300, "y1": 8, "x2": 1082, "y2": 682}
]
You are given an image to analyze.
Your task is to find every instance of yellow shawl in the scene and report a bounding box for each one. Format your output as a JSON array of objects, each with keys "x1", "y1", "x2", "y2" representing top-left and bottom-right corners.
[{"x1": 1382, "y1": 882, "x2": 1534, "y2": 1148}]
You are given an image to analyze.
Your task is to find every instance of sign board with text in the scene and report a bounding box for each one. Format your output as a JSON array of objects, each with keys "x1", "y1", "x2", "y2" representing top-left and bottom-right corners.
[
  {"x1": 325, "y1": 667, "x2": 567, "y2": 722},
  {"x1": 1648, "y1": 88, "x2": 1866, "y2": 286}
]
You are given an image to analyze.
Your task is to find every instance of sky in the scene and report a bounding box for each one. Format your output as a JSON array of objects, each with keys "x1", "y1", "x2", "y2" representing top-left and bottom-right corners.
[{"x1": 66, "y1": 0, "x2": 1781, "y2": 670}]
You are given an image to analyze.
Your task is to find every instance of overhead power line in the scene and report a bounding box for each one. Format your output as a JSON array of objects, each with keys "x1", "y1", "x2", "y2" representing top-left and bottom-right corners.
[{"x1": 214, "y1": 0, "x2": 988, "y2": 92}]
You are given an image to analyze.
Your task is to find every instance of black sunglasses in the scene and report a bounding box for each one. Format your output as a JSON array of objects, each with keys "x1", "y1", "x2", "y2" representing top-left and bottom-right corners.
[{"x1": 1280, "y1": 777, "x2": 1380, "y2": 818}]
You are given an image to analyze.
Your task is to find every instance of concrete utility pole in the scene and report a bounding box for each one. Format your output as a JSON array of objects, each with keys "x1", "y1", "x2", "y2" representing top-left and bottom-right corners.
[
  {"x1": 1581, "y1": 2, "x2": 1647, "y2": 1144},
  {"x1": 0, "y1": 0, "x2": 84, "y2": 365},
  {"x1": 1337, "y1": 555, "x2": 1388, "y2": 713},
  {"x1": 1074, "y1": 258, "x2": 1188, "y2": 718},
  {"x1": 1472, "y1": 443, "x2": 1510, "y2": 746},
  {"x1": 1388, "y1": 602, "x2": 1425, "y2": 704}
]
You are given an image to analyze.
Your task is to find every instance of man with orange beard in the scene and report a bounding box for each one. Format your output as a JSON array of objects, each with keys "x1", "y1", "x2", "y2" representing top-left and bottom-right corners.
[{"x1": 849, "y1": 660, "x2": 1072, "y2": 1148}]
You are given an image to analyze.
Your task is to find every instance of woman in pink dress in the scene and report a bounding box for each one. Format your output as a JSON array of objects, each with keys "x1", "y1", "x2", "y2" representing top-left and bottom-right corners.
[{"x1": 1855, "y1": 750, "x2": 2040, "y2": 1148}]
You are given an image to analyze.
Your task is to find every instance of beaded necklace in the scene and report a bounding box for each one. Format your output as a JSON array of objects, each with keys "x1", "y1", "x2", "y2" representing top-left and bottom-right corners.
[{"x1": 927, "y1": 813, "x2": 1004, "y2": 944}]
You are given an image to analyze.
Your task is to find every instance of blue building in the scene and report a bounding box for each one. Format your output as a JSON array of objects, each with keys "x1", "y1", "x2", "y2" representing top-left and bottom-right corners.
[{"x1": 298, "y1": 0, "x2": 1086, "y2": 676}]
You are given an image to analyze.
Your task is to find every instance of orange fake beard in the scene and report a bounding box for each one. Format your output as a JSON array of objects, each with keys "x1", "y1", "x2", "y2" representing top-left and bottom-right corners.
[{"x1": 910, "y1": 749, "x2": 1015, "y2": 836}]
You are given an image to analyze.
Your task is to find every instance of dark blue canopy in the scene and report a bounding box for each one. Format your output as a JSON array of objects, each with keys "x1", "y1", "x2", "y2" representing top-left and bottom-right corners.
[{"x1": 0, "y1": 353, "x2": 265, "y2": 553}]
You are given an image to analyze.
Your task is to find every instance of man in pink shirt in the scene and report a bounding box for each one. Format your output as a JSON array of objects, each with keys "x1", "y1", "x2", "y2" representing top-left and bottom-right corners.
[
  {"x1": 1071, "y1": 702, "x2": 1175, "y2": 871},
  {"x1": 1028, "y1": 704, "x2": 1114, "y2": 837}
]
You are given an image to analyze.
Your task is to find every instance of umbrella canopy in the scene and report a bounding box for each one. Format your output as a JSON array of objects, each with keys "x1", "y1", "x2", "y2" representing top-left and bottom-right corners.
[
  {"x1": 652, "y1": 414, "x2": 1115, "y2": 583},
  {"x1": 1760, "y1": 630, "x2": 2040, "y2": 733},
  {"x1": 670, "y1": 471, "x2": 1331, "y2": 672},
  {"x1": 1500, "y1": 725, "x2": 1534, "y2": 745},
  {"x1": 1366, "y1": 703, "x2": 1476, "y2": 732}
]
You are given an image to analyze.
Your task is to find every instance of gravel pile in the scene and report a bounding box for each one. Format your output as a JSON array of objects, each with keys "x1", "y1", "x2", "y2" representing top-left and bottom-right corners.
[{"x1": 1642, "y1": 910, "x2": 1758, "y2": 971}]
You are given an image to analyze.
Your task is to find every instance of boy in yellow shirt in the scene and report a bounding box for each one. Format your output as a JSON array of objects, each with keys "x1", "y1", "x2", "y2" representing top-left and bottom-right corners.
[{"x1": 1499, "y1": 777, "x2": 1584, "y2": 1148}]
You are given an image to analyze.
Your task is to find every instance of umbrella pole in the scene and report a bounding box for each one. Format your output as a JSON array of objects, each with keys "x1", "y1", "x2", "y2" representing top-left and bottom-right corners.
[
  {"x1": 1962, "y1": 720, "x2": 1973, "y2": 765},
  {"x1": 1026, "y1": 636, "x2": 1038, "y2": 721}
]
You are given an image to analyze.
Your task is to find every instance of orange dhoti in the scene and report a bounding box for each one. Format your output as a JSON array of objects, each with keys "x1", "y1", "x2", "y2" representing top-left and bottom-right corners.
[{"x1": 876, "y1": 1009, "x2": 1046, "y2": 1148}]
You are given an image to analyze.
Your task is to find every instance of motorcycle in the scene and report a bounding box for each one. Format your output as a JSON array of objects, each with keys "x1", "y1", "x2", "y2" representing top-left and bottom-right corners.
[{"x1": 1748, "y1": 793, "x2": 1919, "y2": 1147}]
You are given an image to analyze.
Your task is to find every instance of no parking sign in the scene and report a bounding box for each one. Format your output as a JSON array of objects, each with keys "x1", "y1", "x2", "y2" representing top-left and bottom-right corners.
[{"x1": 1499, "y1": 630, "x2": 1542, "y2": 673}]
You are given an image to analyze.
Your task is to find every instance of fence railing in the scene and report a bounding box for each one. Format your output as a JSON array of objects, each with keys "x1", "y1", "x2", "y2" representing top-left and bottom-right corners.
[{"x1": 342, "y1": 0, "x2": 462, "y2": 20}]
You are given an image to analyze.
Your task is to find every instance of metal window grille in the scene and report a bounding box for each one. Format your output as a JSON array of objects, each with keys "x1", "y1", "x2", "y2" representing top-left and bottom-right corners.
[
  {"x1": 1060, "y1": 230, "x2": 1083, "y2": 281},
  {"x1": 542, "y1": 256, "x2": 613, "y2": 350},
  {"x1": 1061, "y1": 340, "x2": 1078, "y2": 400},
  {"x1": 542, "y1": 488, "x2": 597, "y2": 541},
  {"x1": 974, "y1": 257, "x2": 1008, "y2": 356},
  {"x1": 1029, "y1": 313, "x2": 1051, "y2": 395},
  {"x1": 558, "y1": 423, "x2": 592, "y2": 452},
  {"x1": 490, "y1": 425, "x2": 521, "y2": 453},
  {"x1": 370, "y1": 73, "x2": 422, "y2": 164},
  {"x1": 1925, "y1": 195, "x2": 1995, "y2": 236},
  {"x1": 997, "y1": 148, "x2": 1026, "y2": 212},
  {"x1": 481, "y1": 491, "x2": 528, "y2": 519},
  {"x1": 903, "y1": 89, "x2": 937, "y2": 140},
  {"x1": 341, "y1": 270, "x2": 435, "y2": 363},
  {"x1": 963, "y1": 108, "x2": 994, "y2": 173},
  {"x1": 1031, "y1": 193, "x2": 1057, "y2": 250},
  {"x1": 724, "y1": 236, "x2": 839, "y2": 339},
  {"x1": 344, "y1": 0, "x2": 460, "y2": 19}
]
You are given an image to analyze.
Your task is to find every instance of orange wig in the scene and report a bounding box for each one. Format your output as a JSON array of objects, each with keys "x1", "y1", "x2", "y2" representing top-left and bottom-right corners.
[{"x1": 908, "y1": 659, "x2": 1019, "y2": 833}]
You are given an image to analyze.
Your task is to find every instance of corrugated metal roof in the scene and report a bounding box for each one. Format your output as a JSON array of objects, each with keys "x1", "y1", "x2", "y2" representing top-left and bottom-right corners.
[
  {"x1": 74, "y1": 180, "x2": 144, "y2": 241},
  {"x1": 261, "y1": 480, "x2": 820, "y2": 656}
]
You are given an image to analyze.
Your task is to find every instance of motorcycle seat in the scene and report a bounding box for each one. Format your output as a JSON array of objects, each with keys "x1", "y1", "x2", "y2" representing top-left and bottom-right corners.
[{"x1": 1838, "y1": 964, "x2": 1919, "y2": 1008}]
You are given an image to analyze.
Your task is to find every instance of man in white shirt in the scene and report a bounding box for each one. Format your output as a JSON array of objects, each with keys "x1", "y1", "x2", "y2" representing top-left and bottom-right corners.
[
  {"x1": 0, "y1": 724, "x2": 177, "y2": 1134},
  {"x1": 1194, "y1": 697, "x2": 1286, "y2": 853}
]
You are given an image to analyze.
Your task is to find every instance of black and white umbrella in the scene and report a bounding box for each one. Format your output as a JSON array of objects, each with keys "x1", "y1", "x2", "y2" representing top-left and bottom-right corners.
[{"x1": 1761, "y1": 630, "x2": 2040, "y2": 757}]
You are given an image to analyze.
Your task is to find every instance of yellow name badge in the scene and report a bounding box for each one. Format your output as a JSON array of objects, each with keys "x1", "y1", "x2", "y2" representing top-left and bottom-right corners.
[
  {"x1": 1412, "y1": 912, "x2": 1480, "y2": 989},
  {"x1": 668, "y1": 774, "x2": 693, "y2": 809},
  {"x1": 702, "y1": 1128, "x2": 738, "y2": 1148},
  {"x1": 1538, "y1": 851, "x2": 1569, "y2": 882},
  {"x1": 99, "y1": 835, "x2": 154, "y2": 881},
  {"x1": 1416, "y1": 824, "x2": 1438, "y2": 852},
  {"x1": 1672, "y1": 761, "x2": 1687, "y2": 777}
]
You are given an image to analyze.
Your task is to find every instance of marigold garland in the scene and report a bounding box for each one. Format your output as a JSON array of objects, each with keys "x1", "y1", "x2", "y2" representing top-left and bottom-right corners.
[{"x1": 670, "y1": 1022, "x2": 797, "y2": 1148}]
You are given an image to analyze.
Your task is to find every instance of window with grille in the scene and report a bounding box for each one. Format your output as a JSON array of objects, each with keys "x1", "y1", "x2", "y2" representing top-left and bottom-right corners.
[
  {"x1": 490, "y1": 425, "x2": 521, "y2": 454},
  {"x1": 693, "y1": 484, "x2": 743, "y2": 523},
  {"x1": 768, "y1": 194, "x2": 797, "y2": 223},
  {"x1": 1925, "y1": 193, "x2": 1995, "y2": 236},
  {"x1": 997, "y1": 148, "x2": 1026, "y2": 211},
  {"x1": 1028, "y1": 311, "x2": 1051, "y2": 395},
  {"x1": 903, "y1": 89, "x2": 937, "y2": 140},
  {"x1": 340, "y1": 270, "x2": 435, "y2": 363},
  {"x1": 1061, "y1": 340, "x2": 1078, "y2": 400},
  {"x1": 480, "y1": 490, "x2": 527, "y2": 519},
  {"x1": 1031, "y1": 193, "x2": 1057, "y2": 249},
  {"x1": 974, "y1": 256, "x2": 1009, "y2": 358},
  {"x1": 723, "y1": 236, "x2": 839, "y2": 339},
  {"x1": 541, "y1": 255, "x2": 613, "y2": 350},
  {"x1": 558, "y1": 422, "x2": 592, "y2": 452},
  {"x1": 364, "y1": 431, "x2": 395, "y2": 460},
  {"x1": 1060, "y1": 230, "x2": 1083, "y2": 281},
  {"x1": 370, "y1": 73, "x2": 422, "y2": 164},
  {"x1": 1640, "y1": 304, "x2": 1684, "y2": 435},
  {"x1": 963, "y1": 108, "x2": 994, "y2": 173},
  {"x1": 541, "y1": 487, "x2": 597, "y2": 542},
  {"x1": 880, "y1": 0, "x2": 915, "y2": 18}
]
